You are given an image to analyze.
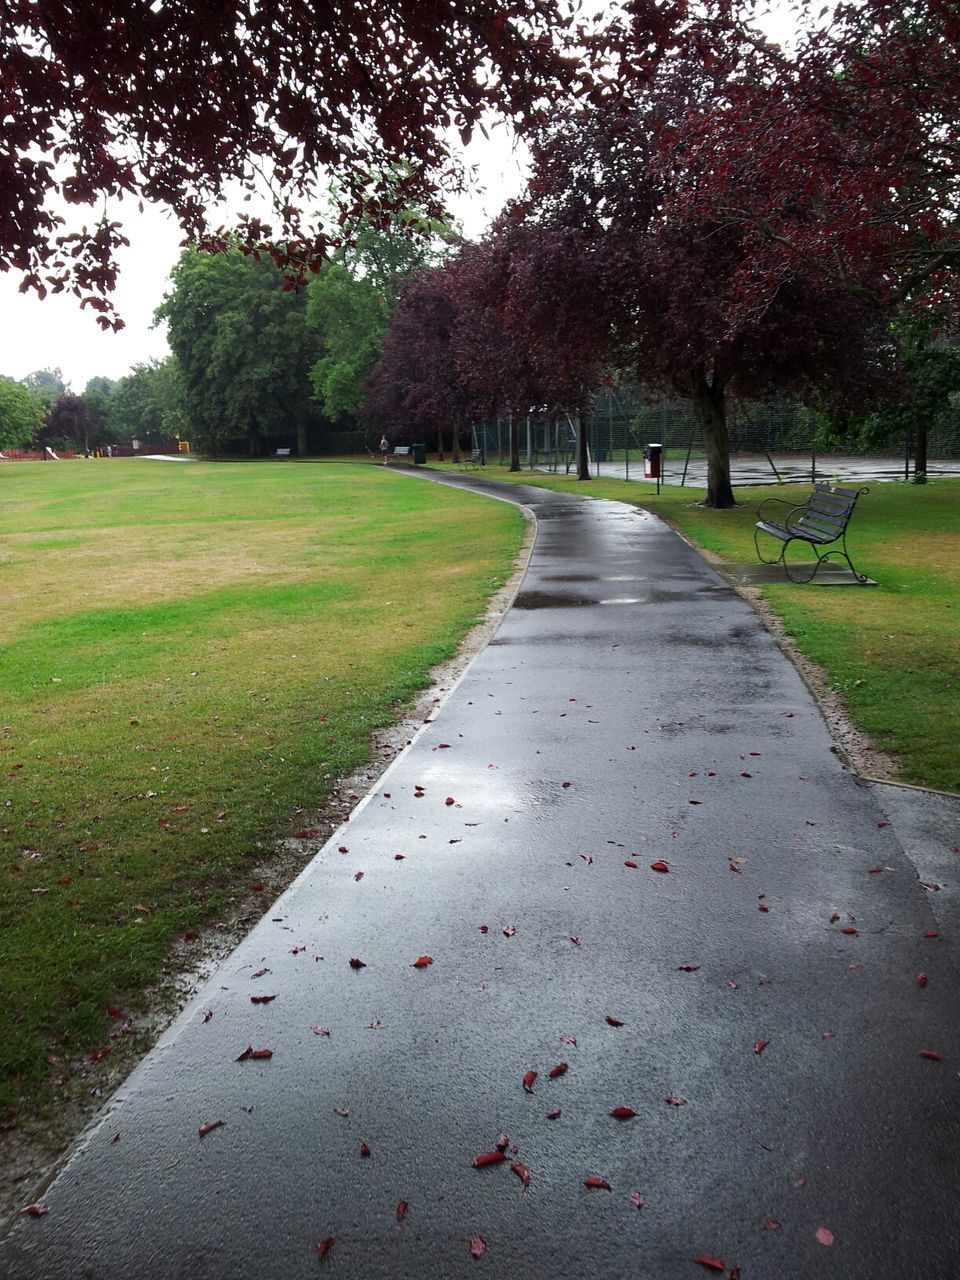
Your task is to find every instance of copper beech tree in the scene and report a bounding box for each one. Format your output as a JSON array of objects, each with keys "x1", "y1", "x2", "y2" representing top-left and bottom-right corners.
[{"x1": 1, "y1": 0, "x2": 581, "y2": 326}]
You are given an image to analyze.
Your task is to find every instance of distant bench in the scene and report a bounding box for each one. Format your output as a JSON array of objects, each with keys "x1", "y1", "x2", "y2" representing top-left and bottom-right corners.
[
  {"x1": 456, "y1": 449, "x2": 484, "y2": 470},
  {"x1": 392, "y1": 446, "x2": 413, "y2": 463},
  {"x1": 275, "y1": 448, "x2": 291, "y2": 458},
  {"x1": 754, "y1": 482, "x2": 869, "y2": 583}
]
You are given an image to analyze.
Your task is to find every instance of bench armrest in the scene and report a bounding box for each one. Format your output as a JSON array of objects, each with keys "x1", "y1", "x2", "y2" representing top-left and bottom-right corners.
[{"x1": 756, "y1": 496, "x2": 793, "y2": 521}]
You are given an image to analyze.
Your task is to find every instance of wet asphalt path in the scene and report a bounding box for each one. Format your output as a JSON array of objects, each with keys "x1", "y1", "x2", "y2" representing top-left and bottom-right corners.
[{"x1": 3, "y1": 475, "x2": 958, "y2": 1279}]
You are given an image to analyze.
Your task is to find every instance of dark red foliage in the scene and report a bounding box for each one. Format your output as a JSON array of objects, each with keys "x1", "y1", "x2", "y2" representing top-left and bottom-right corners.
[
  {"x1": 695, "y1": 1258, "x2": 725, "y2": 1273},
  {"x1": 610, "y1": 1107, "x2": 637, "y2": 1120},
  {"x1": 548, "y1": 1063, "x2": 569, "y2": 1078},
  {"x1": 236, "y1": 1046, "x2": 273, "y2": 1061},
  {"x1": 473, "y1": 1151, "x2": 507, "y2": 1168},
  {"x1": 511, "y1": 1161, "x2": 531, "y2": 1188},
  {"x1": 412, "y1": 956, "x2": 434, "y2": 969},
  {"x1": 198, "y1": 1120, "x2": 224, "y2": 1138},
  {"x1": 605, "y1": 1015, "x2": 624, "y2": 1027},
  {"x1": 315, "y1": 1237, "x2": 335, "y2": 1258},
  {"x1": 250, "y1": 994, "x2": 277, "y2": 1005},
  {"x1": 584, "y1": 1176, "x2": 612, "y2": 1191},
  {"x1": 523, "y1": 1070, "x2": 537, "y2": 1093},
  {"x1": 396, "y1": 1201, "x2": 408, "y2": 1223},
  {"x1": 469, "y1": 1237, "x2": 486, "y2": 1259},
  {"x1": 650, "y1": 860, "x2": 670, "y2": 873},
  {"x1": 349, "y1": 958, "x2": 367, "y2": 969}
]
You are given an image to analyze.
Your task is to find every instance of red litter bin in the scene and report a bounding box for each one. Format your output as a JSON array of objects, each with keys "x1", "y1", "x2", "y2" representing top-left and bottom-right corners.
[{"x1": 643, "y1": 442, "x2": 662, "y2": 479}]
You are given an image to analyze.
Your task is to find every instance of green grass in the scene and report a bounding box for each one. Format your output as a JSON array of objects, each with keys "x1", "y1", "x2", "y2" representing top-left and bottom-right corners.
[
  {"x1": 0, "y1": 459, "x2": 523, "y2": 1108},
  {"x1": 438, "y1": 463, "x2": 960, "y2": 794}
]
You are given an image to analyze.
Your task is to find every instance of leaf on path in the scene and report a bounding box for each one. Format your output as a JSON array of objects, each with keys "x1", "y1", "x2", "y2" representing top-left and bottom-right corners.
[
  {"x1": 753, "y1": 1040, "x2": 770, "y2": 1056},
  {"x1": 394, "y1": 853, "x2": 405, "y2": 861},
  {"x1": 624, "y1": 860, "x2": 638, "y2": 869},
  {"x1": 726, "y1": 980, "x2": 739, "y2": 990},
  {"x1": 830, "y1": 913, "x2": 841, "y2": 923},
  {"x1": 548, "y1": 1063, "x2": 569, "y2": 1078},
  {"x1": 445, "y1": 797, "x2": 456, "y2": 806},
  {"x1": 547, "y1": 1109, "x2": 561, "y2": 1120},
  {"x1": 473, "y1": 1151, "x2": 507, "y2": 1168},
  {"x1": 523, "y1": 1071, "x2": 538, "y2": 1093},
  {"x1": 496, "y1": 1133, "x2": 510, "y2": 1151},
  {"x1": 925, "y1": 930, "x2": 939, "y2": 939},
  {"x1": 610, "y1": 1107, "x2": 636, "y2": 1119},
  {"x1": 729, "y1": 862, "x2": 742, "y2": 873},
  {"x1": 312, "y1": 1026, "x2": 331, "y2": 1036},
  {"x1": 678, "y1": 964, "x2": 701, "y2": 972},
  {"x1": 917, "y1": 973, "x2": 928, "y2": 988},
  {"x1": 250, "y1": 994, "x2": 277, "y2": 1005},
  {"x1": 252, "y1": 968, "x2": 270, "y2": 979},
  {"x1": 315, "y1": 1236, "x2": 335, "y2": 1258},
  {"x1": 338, "y1": 845, "x2": 348, "y2": 853},
  {"x1": 511, "y1": 1161, "x2": 531, "y2": 1188},
  {"x1": 650, "y1": 860, "x2": 670, "y2": 873},
  {"x1": 203, "y1": 1009, "x2": 214, "y2": 1022},
  {"x1": 360, "y1": 1142, "x2": 371, "y2": 1158},
  {"x1": 584, "y1": 1176, "x2": 612, "y2": 1190},
  {"x1": 479, "y1": 924, "x2": 489, "y2": 933},
  {"x1": 606, "y1": 1015, "x2": 624, "y2": 1027},
  {"x1": 334, "y1": 1107, "x2": 350, "y2": 1117},
  {"x1": 503, "y1": 925, "x2": 517, "y2": 937},
  {"x1": 349, "y1": 957, "x2": 367, "y2": 969},
  {"x1": 21, "y1": 1204, "x2": 49, "y2": 1216},
  {"x1": 762, "y1": 1219, "x2": 781, "y2": 1230},
  {"x1": 919, "y1": 1049, "x2": 943, "y2": 1061},
  {"x1": 367, "y1": 1020, "x2": 386, "y2": 1030},
  {"x1": 580, "y1": 855, "x2": 593, "y2": 865},
  {"x1": 630, "y1": 1192, "x2": 646, "y2": 1209},
  {"x1": 816, "y1": 1227, "x2": 835, "y2": 1246},
  {"x1": 841, "y1": 927, "x2": 859, "y2": 936},
  {"x1": 236, "y1": 1046, "x2": 272, "y2": 1061},
  {"x1": 562, "y1": 781, "x2": 572, "y2": 789},
  {"x1": 695, "y1": 1258, "x2": 725, "y2": 1273},
  {"x1": 758, "y1": 904, "x2": 770, "y2": 913},
  {"x1": 469, "y1": 1236, "x2": 486, "y2": 1259},
  {"x1": 198, "y1": 1120, "x2": 224, "y2": 1138},
  {"x1": 354, "y1": 871, "x2": 364, "y2": 881},
  {"x1": 412, "y1": 955, "x2": 433, "y2": 968},
  {"x1": 569, "y1": 936, "x2": 582, "y2": 946},
  {"x1": 560, "y1": 1035, "x2": 577, "y2": 1047},
  {"x1": 665, "y1": 1096, "x2": 687, "y2": 1107},
  {"x1": 396, "y1": 1201, "x2": 408, "y2": 1223}
]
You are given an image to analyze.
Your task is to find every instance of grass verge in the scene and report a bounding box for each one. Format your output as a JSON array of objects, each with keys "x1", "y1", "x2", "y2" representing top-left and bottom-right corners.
[
  {"x1": 436, "y1": 463, "x2": 960, "y2": 794},
  {"x1": 0, "y1": 459, "x2": 522, "y2": 1109}
]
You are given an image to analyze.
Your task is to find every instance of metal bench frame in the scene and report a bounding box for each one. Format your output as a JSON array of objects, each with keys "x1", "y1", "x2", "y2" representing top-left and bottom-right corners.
[
  {"x1": 457, "y1": 449, "x2": 484, "y2": 470},
  {"x1": 754, "y1": 482, "x2": 869, "y2": 583}
]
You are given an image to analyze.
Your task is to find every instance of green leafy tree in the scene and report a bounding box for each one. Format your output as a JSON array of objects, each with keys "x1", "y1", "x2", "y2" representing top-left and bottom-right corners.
[
  {"x1": 306, "y1": 197, "x2": 450, "y2": 426},
  {"x1": 81, "y1": 376, "x2": 118, "y2": 446},
  {"x1": 0, "y1": 377, "x2": 45, "y2": 449},
  {"x1": 157, "y1": 247, "x2": 321, "y2": 455},
  {"x1": 20, "y1": 367, "x2": 68, "y2": 412},
  {"x1": 107, "y1": 360, "x2": 187, "y2": 446}
]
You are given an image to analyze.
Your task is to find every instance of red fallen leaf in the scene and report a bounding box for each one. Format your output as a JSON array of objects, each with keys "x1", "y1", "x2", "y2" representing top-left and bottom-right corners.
[
  {"x1": 876, "y1": 821, "x2": 889, "y2": 829},
  {"x1": 754, "y1": 1040, "x2": 770, "y2": 1055},
  {"x1": 758, "y1": 903, "x2": 770, "y2": 913},
  {"x1": 473, "y1": 1151, "x2": 507, "y2": 1168},
  {"x1": 503, "y1": 925, "x2": 517, "y2": 937},
  {"x1": 665, "y1": 1096, "x2": 687, "y2": 1106},
  {"x1": 479, "y1": 924, "x2": 489, "y2": 933},
  {"x1": 312, "y1": 1026, "x2": 331, "y2": 1036},
  {"x1": 815, "y1": 1227, "x2": 835, "y2": 1246},
  {"x1": 795, "y1": 1177, "x2": 807, "y2": 1188},
  {"x1": 630, "y1": 1191, "x2": 646, "y2": 1209},
  {"x1": 830, "y1": 912, "x2": 841, "y2": 923},
  {"x1": 689, "y1": 771, "x2": 698, "y2": 777},
  {"x1": 21, "y1": 1203, "x2": 49, "y2": 1216},
  {"x1": 610, "y1": 1107, "x2": 637, "y2": 1119},
  {"x1": 706, "y1": 770, "x2": 717, "y2": 776},
  {"x1": 729, "y1": 862, "x2": 742, "y2": 873},
  {"x1": 868, "y1": 866, "x2": 884, "y2": 874},
  {"x1": 726, "y1": 980, "x2": 739, "y2": 989},
  {"x1": 580, "y1": 854, "x2": 593, "y2": 865},
  {"x1": 495, "y1": 1133, "x2": 510, "y2": 1151},
  {"x1": 250, "y1": 994, "x2": 277, "y2": 1005},
  {"x1": 412, "y1": 955, "x2": 434, "y2": 968},
  {"x1": 338, "y1": 845, "x2": 349, "y2": 853},
  {"x1": 584, "y1": 1176, "x2": 612, "y2": 1191},
  {"x1": 445, "y1": 797, "x2": 456, "y2": 806},
  {"x1": 396, "y1": 1200, "x2": 408, "y2": 1223},
  {"x1": 511, "y1": 1161, "x2": 531, "y2": 1188},
  {"x1": 354, "y1": 871, "x2": 364, "y2": 881},
  {"x1": 569, "y1": 936, "x2": 582, "y2": 946},
  {"x1": 469, "y1": 1237, "x2": 486, "y2": 1259},
  {"x1": 349, "y1": 957, "x2": 366, "y2": 969},
  {"x1": 250, "y1": 881, "x2": 265, "y2": 892},
  {"x1": 198, "y1": 1120, "x2": 224, "y2": 1138},
  {"x1": 606, "y1": 1015, "x2": 624, "y2": 1027},
  {"x1": 334, "y1": 1107, "x2": 350, "y2": 1117},
  {"x1": 624, "y1": 860, "x2": 638, "y2": 868},
  {"x1": 106, "y1": 1005, "x2": 123, "y2": 1019},
  {"x1": 650, "y1": 860, "x2": 670, "y2": 873},
  {"x1": 236, "y1": 1046, "x2": 273, "y2": 1061},
  {"x1": 822, "y1": 1030, "x2": 835, "y2": 1039},
  {"x1": 360, "y1": 1141, "x2": 371, "y2": 1158},
  {"x1": 203, "y1": 1009, "x2": 214, "y2": 1022},
  {"x1": 291, "y1": 945, "x2": 305, "y2": 955},
  {"x1": 917, "y1": 973, "x2": 928, "y2": 988},
  {"x1": 394, "y1": 853, "x2": 405, "y2": 860},
  {"x1": 678, "y1": 964, "x2": 701, "y2": 972},
  {"x1": 89, "y1": 1047, "x2": 111, "y2": 1062},
  {"x1": 763, "y1": 1219, "x2": 781, "y2": 1230},
  {"x1": 546, "y1": 1109, "x2": 561, "y2": 1120},
  {"x1": 548, "y1": 1062, "x2": 569, "y2": 1078},
  {"x1": 730, "y1": 1269, "x2": 742, "y2": 1280},
  {"x1": 315, "y1": 1236, "x2": 335, "y2": 1258},
  {"x1": 522, "y1": 1070, "x2": 537, "y2": 1093},
  {"x1": 841, "y1": 927, "x2": 859, "y2": 936},
  {"x1": 919, "y1": 1049, "x2": 943, "y2": 1061},
  {"x1": 740, "y1": 771, "x2": 752, "y2": 778},
  {"x1": 688, "y1": 800, "x2": 702, "y2": 805},
  {"x1": 252, "y1": 967, "x2": 270, "y2": 978},
  {"x1": 695, "y1": 1258, "x2": 725, "y2": 1273},
  {"x1": 925, "y1": 930, "x2": 939, "y2": 938},
  {"x1": 560, "y1": 1034, "x2": 577, "y2": 1046}
]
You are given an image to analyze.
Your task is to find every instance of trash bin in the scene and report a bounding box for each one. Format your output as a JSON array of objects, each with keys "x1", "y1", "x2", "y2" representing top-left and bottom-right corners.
[
  {"x1": 643, "y1": 442, "x2": 662, "y2": 480},
  {"x1": 596, "y1": 447, "x2": 607, "y2": 463},
  {"x1": 412, "y1": 443, "x2": 427, "y2": 465}
]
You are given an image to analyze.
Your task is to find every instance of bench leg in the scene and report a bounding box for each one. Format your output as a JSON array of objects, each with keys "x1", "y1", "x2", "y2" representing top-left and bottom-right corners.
[{"x1": 754, "y1": 527, "x2": 788, "y2": 567}]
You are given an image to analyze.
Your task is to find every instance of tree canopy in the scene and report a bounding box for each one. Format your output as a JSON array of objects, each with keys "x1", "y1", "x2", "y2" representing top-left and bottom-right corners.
[
  {"x1": 0, "y1": 378, "x2": 45, "y2": 450},
  {"x1": 3, "y1": 0, "x2": 579, "y2": 325}
]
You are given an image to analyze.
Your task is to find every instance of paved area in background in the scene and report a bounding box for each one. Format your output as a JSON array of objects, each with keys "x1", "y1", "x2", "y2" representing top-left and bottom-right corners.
[
  {"x1": 537, "y1": 453, "x2": 960, "y2": 487},
  {"x1": 3, "y1": 474, "x2": 958, "y2": 1279}
]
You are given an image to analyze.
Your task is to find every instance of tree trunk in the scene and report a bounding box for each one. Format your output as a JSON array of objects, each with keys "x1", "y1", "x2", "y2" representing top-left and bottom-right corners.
[
  {"x1": 509, "y1": 410, "x2": 520, "y2": 472},
  {"x1": 451, "y1": 421, "x2": 461, "y2": 464},
  {"x1": 296, "y1": 419, "x2": 308, "y2": 457},
  {"x1": 913, "y1": 422, "x2": 928, "y2": 483},
  {"x1": 576, "y1": 410, "x2": 590, "y2": 481},
  {"x1": 691, "y1": 369, "x2": 736, "y2": 508},
  {"x1": 436, "y1": 423, "x2": 444, "y2": 461}
]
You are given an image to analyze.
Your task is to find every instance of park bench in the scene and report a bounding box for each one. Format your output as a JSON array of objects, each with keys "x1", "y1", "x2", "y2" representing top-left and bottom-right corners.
[
  {"x1": 392, "y1": 446, "x2": 413, "y2": 463},
  {"x1": 754, "y1": 482, "x2": 869, "y2": 583},
  {"x1": 457, "y1": 449, "x2": 485, "y2": 469},
  {"x1": 275, "y1": 448, "x2": 291, "y2": 458}
]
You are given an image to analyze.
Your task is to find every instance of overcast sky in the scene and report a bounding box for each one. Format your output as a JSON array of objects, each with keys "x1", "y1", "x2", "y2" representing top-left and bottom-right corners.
[{"x1": 0, "y1": 128, "x2": 531, "y2": 393}]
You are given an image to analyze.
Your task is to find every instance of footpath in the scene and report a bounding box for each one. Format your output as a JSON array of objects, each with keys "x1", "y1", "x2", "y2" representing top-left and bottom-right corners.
[{"x1": 2, "y1": 475, "x2": 958, "y2": 1280}]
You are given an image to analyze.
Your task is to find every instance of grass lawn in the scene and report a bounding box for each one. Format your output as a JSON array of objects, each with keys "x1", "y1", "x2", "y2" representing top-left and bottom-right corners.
[
  {"x1": 0, "y1": 459, "x2": 523, "y2": 1108},
  {"x1": 439, "y1": 463, "x2": 960, "y2": 794}
]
